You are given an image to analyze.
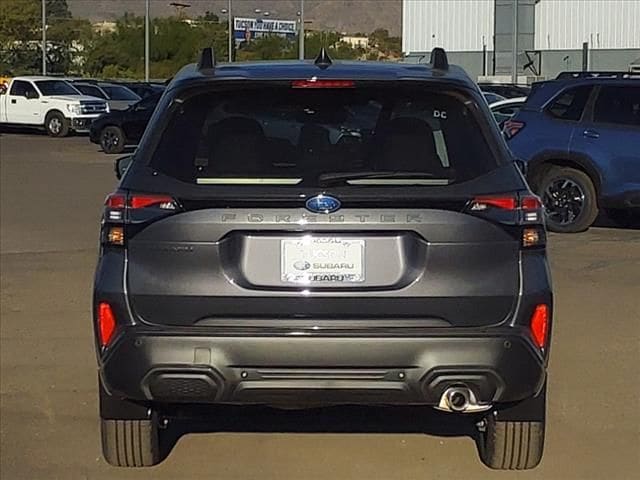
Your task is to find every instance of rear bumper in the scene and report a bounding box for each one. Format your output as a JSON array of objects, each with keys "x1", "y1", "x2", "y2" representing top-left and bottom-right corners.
[{"x1": 100, "y1": 328, "x2": 546, "y2": 408}]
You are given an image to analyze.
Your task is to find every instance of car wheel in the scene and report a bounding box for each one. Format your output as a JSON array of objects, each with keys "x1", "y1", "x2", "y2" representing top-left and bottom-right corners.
[
  {"x1": 537, "y1": 167, "x2": 598, "y2": 233},
  {"x1": 45, "y1": 111, "x2": 69, "y2": 137},
  {"x1": 478, "y1": 417, "x2": 545, "y2": 470},
  {"x1": 100, "y1": 126, "x2": 126, "y2": 154},
  {"x1": 101, "y1": 417, "x2": 162, "y2": 467},
  {"x1": 606, "y1": 209, "x2": 640, "y2": 229}
]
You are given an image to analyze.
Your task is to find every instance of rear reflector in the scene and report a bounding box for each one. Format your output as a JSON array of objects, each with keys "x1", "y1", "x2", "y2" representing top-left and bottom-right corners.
[
  {"x1": 503, "y1": 120, "x2": 525, "y2": 139},
  {"x1": 97, "y1": 302, "x2": 117, "y2": 347},
  {"x1": 529, "y1": 304, "x2": 549, "y2": 349},
  {"x1": 291, "y1": 79, "x2": 355, "y2": 89}
]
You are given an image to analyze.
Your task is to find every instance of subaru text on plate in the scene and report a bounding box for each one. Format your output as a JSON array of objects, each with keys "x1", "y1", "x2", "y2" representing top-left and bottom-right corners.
[{"x1": 93, "y1": 48, "x2": 553, "y2": 470}]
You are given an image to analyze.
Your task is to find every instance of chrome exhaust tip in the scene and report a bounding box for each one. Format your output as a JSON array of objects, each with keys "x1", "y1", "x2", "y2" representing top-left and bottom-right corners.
[
  {"x1": 446, "y1": 388, "x2": 470, "y2": 412},
  {"x1": 435, "y1": 386, "x2": 492, "y2": 413}
]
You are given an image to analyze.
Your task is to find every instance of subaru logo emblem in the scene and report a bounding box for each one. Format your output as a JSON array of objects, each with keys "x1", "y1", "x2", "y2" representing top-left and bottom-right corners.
[
  {"x1": 293, "y1": 260, "x2": 311, "y2": 271},
  {"x1": 305, "y1": 195, "x2": 341, "y2": 214}
]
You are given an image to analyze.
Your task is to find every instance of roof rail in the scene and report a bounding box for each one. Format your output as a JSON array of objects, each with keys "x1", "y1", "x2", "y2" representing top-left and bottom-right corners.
[
  {"x1": 556, "y1": 71, "x2": 640, "y2": 80},
  {"x1": 430, "y1": 47, "x2": 448, "y2": 71},
  {"x1": 314, "y1": 47, "x2": 333, "y2": 69},
  {"x1": 197, "y1": 47, "x2": 216, "y2": 74}
]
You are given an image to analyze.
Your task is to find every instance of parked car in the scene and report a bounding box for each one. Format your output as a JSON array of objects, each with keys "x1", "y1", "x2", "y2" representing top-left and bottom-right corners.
[
  {"x1": 490, "y1": 96, "x2": 527, "y2": 127},
  {"x1": 505, "y1": 71, "x2": 640, "y2": 232},
  {"x1": 93, "y1": 47, "x2": 552, "y2": 470},
  {"x1": 0, "y1": 76, "x2": 108, "y2": 136},
  {"x1": 73, "y1": 81, "x2": 141, "y2": 111},
  {"x1": 479, "y1": 82, "x2": 531, "y2": 99},
  {"x1": 482, "y1": 91, "x2": 506, "y2": 104},
  {"x1": 113, "y1": 81, "x2": 165, "y2": 99},
  {"x1": 90, "y1": 92, "x2": 161, "y2": 154}
]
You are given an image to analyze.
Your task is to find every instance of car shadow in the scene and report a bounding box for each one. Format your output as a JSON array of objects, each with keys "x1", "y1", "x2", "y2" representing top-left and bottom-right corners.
[
  {"x1": 594, "y1": 212, "x2": 640, "y2": 230},
  {"x1": 0, "y1": 125, "x2": 47, "y2": 136},
  {"x1": 98, "y1": 146, "x2": 136, "y2": 155},
  {"x1": 158, "y1": 404, "x2": 481, "y2": 458},
  {"x1": 0, "y1": 125, "x2": 89, "y2": 137}
]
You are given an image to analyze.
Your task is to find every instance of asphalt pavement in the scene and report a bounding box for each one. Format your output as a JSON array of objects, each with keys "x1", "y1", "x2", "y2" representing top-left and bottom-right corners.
[{"x1": 1, "y1": 132, "x2": 639, "y2": 479}]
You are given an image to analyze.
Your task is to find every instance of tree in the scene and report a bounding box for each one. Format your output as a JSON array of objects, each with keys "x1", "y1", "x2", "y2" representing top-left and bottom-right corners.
[
  {"x1": 84, "y1": 14, "x2": 230, "y2": 80},
  {"x1": 303, "y1": 31, "x2": 362, "y2": 60},
  {"x1": 368, "y1": 28, "x2": 402, "y2": 59},
  {"x1": 201, "y1": 11, "x2": 219, "y2": 23},
  {"x1": 236, "y1": 35, "x2": 295, "y2": 61},
  {"x1": 47, "y1": 0, "x2": 72, "y2": 19},
  {"x1": 0, "y1": 0, "x2": 90, "y2": 74}
]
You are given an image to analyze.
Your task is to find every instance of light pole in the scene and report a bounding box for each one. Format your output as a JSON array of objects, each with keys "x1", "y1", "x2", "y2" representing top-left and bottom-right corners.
[
  {"x1": 511, "y1": 0, "x2": 518, "y2": 84},
  {"x1": 145, "y1": 0, "x2": 150, "y2": 81},
  {"x1": 221, "y1": 0, "x2": 233, "y2": 62},
  {"x1": 298, "y1": 0, "x2": 304, "y2": 60},
  {"x1": 41, "y1": 0, "x2": 46, "y2": 75}
]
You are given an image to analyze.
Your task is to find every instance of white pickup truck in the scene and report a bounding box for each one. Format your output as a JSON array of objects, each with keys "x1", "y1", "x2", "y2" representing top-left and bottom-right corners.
[{"x1": 0, "y1": 76, "x2": 109, "y2": 137}]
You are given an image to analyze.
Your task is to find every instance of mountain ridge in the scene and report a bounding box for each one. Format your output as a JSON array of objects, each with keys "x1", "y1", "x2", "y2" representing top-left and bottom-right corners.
[{"x1": 67, "y1": 0, "x2": 401, "y2": 36}]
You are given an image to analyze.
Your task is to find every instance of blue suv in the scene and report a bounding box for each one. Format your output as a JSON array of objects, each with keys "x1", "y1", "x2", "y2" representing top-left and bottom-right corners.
[{"x1": 505, "y1": 72, "x2": 640, "y2": 232}]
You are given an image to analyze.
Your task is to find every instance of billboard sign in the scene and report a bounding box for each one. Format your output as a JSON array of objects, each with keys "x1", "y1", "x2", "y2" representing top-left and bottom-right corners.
[{"x1": 234, "y1": 17, "x2": 297, "y2": 39}]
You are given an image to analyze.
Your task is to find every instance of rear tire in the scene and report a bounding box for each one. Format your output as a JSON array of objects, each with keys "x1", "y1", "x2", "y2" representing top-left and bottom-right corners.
[
  {"x1": 478, "y1": 417, "x2": 544, "y2": 470},
  {"x1": 100, "y1": 125, "x2": 126, "y2": 154},
  {"x1": 44, "y1": 111, "x2": 69, "y2": 137},
  {"x1": 537, "y1": 166, "x2": 598, "y2": 233},
  {"x1": 477, "y1": 384, "x2": 546, "y2": 470},
  {"x1": 101, "y1": 418, "x2": 162, "y2": 467}
]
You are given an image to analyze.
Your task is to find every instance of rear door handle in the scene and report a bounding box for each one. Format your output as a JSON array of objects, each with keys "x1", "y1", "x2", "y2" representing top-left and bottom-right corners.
[{"x1": 583, "y1": 129, "x2": 600, "y2": 139}]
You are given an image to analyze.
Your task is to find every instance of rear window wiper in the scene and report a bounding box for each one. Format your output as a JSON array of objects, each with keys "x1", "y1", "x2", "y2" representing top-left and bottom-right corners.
[{"x1": 318, "y1": 170, "x2": 451, "y2": 186}]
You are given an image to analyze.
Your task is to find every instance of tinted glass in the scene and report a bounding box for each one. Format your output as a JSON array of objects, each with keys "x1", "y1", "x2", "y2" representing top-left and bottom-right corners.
[
  {"x1": 76, "y1": 84, "x2": 106, "y2": 99},
  {"x1": 34, "y1": 80, "x2": 79, "y2": 96},
  {"x1": 101, "y1": 85, "x2": 140, "y2": 101},
  {"x1": 483, "y1": 92, "x2": 506, "y2": 104},
  {"x1": 547, "y1": 86, "x2": 592, "y2": 121},
  {"x1": 593, "y1": 86, "x2": 640, "y2": 127},
  {"x1": 10, "y1": 80, "x2": 30, "y2": 96},
  {"x1": 136, "y1": 92, "x2": 161, "y2": 110},
  {"x1": 150, "y1": 86, "x2": 498, "y2": 187}
]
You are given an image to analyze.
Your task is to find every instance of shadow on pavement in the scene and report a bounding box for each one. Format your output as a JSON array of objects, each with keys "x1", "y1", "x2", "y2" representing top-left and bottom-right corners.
[
  {"x1": 594, "y1": 211, "x2": 640, "y2": 230},
  {"x1": 158, "y1": 404, "x2": 480, "y2": 458}
]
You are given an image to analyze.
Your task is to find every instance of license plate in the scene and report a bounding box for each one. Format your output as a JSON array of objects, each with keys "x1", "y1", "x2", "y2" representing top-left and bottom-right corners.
[{"x1": 281, "y1": 237, "x2": 365, "y2": 284}]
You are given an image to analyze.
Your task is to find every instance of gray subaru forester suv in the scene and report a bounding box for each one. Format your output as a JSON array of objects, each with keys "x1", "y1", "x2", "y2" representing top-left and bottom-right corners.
[{"x1": 93, "y1": 48, "x2": 552, "y2": 470}]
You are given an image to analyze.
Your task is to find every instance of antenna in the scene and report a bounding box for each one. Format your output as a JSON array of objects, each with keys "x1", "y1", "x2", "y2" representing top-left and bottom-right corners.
[
  {"x1": 198, "y1": 47, "x2": 216, "y2": 73},
  {"x1": 314, "y1": 47, "x2": 332, "y2": 69},
  {"x1": 429, "y1": 47, "x2": 449, "y2": 70}
]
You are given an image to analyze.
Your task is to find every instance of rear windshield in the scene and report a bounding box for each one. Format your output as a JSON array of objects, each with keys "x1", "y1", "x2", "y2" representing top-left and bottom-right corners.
[{"x1": 150, "y1": 85, "x2": 498, "y2": 187}]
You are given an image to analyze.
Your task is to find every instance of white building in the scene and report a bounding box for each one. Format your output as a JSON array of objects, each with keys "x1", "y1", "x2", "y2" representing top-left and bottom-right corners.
[
  {"x1": 402, "y1": 0, "x2": 640, "y2": 79},
  {"x1": 341, "y1": 36, "x2": 370, "y2": 49}
]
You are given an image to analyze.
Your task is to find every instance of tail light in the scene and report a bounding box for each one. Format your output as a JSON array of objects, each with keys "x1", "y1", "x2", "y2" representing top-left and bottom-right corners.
[
  {"x1": 529, "y1": 304, "x2": 550, "y2": 349},
  {"x1": 102, "y1": 192, "x2": 178, "y2": 246},
  {"x1": 503, "y1": 119, "x2": 525, "y2": 139},
  {"x1": 291, "y1": 79, "x2": 355, "y2": 89},
  {"x1": 467, "y1": 194, "x2": 546, "y2": 248},
  {"x1": 97, "y1": 302, "x2": 117, "y2": 347}
]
